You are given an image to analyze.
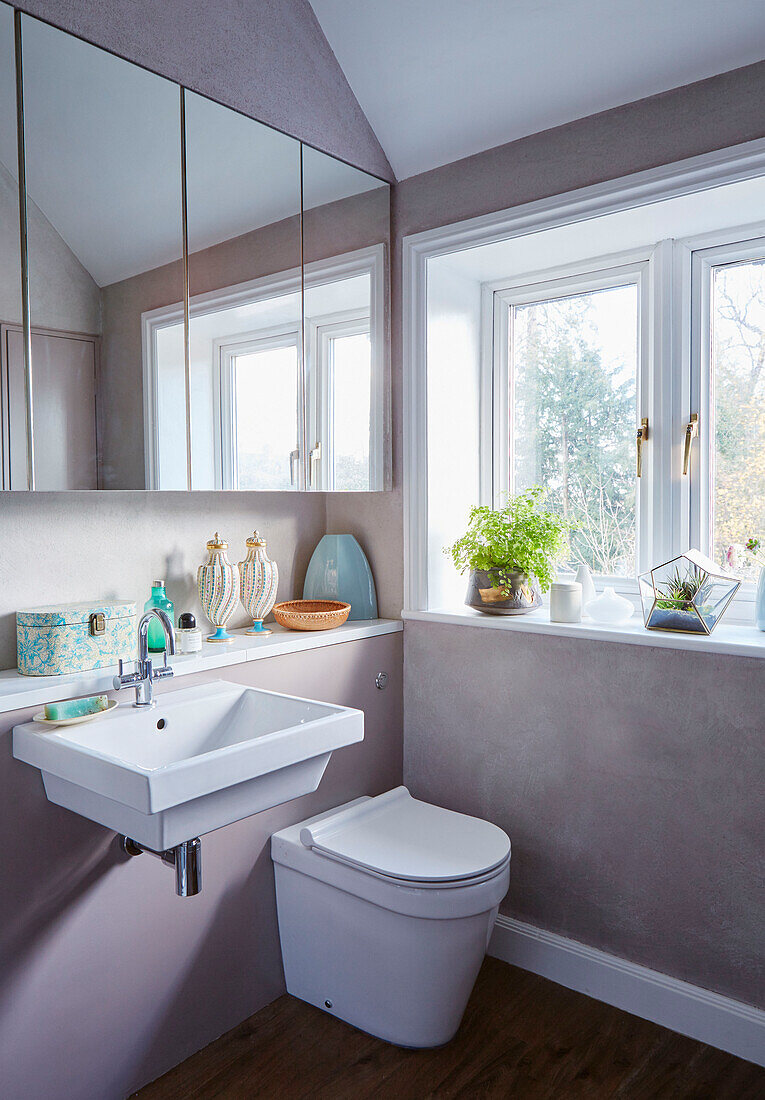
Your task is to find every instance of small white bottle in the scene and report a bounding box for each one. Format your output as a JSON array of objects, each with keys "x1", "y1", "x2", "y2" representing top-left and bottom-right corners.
[
  {"x1": 575, "y1": 563, "x2": 597, "y2": 615},
  {"x1": 176, "y1": 612, "x2": 203, "y2": 654}
]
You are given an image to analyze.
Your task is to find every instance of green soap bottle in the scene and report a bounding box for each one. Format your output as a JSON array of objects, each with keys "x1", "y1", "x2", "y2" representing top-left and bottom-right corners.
[{"x1": 144, "y1": 580, "x2": 174, "y2": 652}]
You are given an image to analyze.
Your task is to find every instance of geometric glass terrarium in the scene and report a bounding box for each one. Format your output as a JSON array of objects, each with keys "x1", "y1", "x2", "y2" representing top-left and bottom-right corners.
[{"x1": 638, "y1": 549, "x2": 741, "y2": 635}]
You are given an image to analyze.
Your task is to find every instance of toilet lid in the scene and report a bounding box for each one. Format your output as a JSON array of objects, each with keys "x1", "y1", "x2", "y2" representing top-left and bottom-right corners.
[{"x1": 300, "y1": 786, "x2": 510, "y2": 883}]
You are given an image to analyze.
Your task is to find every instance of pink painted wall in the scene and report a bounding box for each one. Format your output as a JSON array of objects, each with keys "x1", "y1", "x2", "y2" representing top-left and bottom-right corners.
[
  {"x1": 396, "y1": 62, "x2": 765, "y2": 1014},
  {"x1": 0, "y1": 632, "x2": 403, "y2": 1099}
]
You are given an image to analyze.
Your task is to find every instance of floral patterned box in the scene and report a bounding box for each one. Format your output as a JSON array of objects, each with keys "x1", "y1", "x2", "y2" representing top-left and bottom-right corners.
[{"x1": 17, "y1": 600, "x2": 136, "y2": 677}]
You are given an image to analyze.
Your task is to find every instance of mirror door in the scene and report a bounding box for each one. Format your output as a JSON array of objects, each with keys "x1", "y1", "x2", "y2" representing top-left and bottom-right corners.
[
  {"x1": 301, "y1": 146, "x2": 390, "y2": 491},
  {"x1": 181, "y1": 90, "x2": 304, "y2": 490},
  {"x1": 19, "y1": 11, "x2": 184, "y2": 490},
  {"x1": 0, "y1": 3, "x2": 22, "y2": 489}
]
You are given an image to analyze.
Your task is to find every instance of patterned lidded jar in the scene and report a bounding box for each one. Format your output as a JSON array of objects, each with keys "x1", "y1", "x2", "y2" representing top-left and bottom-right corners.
[
  {"x1": 239, "y1": 531, "x2": 279, "y2": 636},
  {"x1": 197, "y1": 533, "x2": 240, "y2": 643},
  {"x1": 16, "y1": 600, "x2": 136, "y2": 676}
]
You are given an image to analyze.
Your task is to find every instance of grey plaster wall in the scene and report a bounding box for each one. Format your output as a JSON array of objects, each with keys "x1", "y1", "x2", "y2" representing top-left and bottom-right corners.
[
  {"x1": 404, "y1": 621, "x2": 764, "y2": 1009},
  {"x1": 12, "y1": 0, "x2": 393, "y2": 181},
  {"x1": 0, "y1": 489, "x2": 328, "y2": 670},
  {"x1": 0, "y1": 631, "x2": 403, "y2": 1099}
]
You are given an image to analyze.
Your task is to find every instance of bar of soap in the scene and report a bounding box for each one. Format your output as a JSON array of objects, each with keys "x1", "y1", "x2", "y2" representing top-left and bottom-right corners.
[{"x1": 44, "y1": 695, "x2": 109, "y2": 721}]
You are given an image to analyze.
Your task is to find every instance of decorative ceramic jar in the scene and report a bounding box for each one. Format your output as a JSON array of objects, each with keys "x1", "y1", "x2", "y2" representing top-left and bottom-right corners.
[
  {"x1": 239, "y1": 531, "x2": 279, "y2": 636},
  {"x1": 197, "y1": 533, "x2": 240, "y2": 644},
  {"x1": 638, "y1": 548, "x2": 740, "y2": 635},
  {"x1": 465, "y1": 568, "x2": 541, "y2": 615}
]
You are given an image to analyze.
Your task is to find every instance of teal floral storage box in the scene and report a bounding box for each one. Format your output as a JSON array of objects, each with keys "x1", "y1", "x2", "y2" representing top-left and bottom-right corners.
[{"x1": 17, "y1": 600, "x2": 136, "y2": 676}]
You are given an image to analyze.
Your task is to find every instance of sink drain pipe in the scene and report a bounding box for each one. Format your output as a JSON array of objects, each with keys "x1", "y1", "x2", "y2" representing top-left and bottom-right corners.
[{"x1": 121, "y1": 835, "x2": 202, "y2": 896}]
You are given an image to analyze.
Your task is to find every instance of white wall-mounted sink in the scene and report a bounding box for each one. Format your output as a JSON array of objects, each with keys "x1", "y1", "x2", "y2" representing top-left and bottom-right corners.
[{"x1": 13, "y1": 680, "x2": 364, "y2": 849}]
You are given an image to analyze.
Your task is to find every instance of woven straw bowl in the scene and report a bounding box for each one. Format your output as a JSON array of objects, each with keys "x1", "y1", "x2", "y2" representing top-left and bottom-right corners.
[{"x1": 272, "y1": 599, "x2": 351, "y2": 631}]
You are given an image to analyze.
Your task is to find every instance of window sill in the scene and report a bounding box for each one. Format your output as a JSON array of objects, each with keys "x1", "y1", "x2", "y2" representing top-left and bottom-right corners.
[{"x1": 402, "y1": 607, "x2": 765, "y2": 659}]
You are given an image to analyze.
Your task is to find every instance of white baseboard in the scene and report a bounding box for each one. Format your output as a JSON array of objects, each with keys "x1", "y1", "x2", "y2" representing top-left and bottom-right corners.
[{"x1": 488, "y1": 915, "x2": 764, "y2": 1067}]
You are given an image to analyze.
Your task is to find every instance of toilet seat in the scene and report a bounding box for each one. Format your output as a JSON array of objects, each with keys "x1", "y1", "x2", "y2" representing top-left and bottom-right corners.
[{"x1": 299, "y1": 786, "x2": 511, "y2": 887}]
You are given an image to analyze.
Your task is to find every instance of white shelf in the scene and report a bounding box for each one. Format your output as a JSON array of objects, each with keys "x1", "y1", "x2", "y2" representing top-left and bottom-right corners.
[
  {"x1": 0, "y1": 619, "x2": 402, "y2": 716},
  {"x1": 402, "y1": 607, "x2": 765, "y2": 659}
]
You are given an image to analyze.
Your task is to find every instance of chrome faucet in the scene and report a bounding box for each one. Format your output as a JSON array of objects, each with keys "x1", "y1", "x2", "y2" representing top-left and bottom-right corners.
[{"x1": 113, "y1": 608, "x2": 175, "y2": 708}]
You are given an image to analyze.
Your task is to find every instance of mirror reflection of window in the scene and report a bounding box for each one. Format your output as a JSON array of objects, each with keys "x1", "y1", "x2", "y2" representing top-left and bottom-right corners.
[
  {"x1": 330, "y1": 331, "x2": 372, "y2": 490},
  {"x1": 233, "y1": 343, "x2": 299, "y2": 490}
]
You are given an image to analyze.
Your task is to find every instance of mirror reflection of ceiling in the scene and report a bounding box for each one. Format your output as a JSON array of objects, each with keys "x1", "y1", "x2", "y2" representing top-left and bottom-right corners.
[
  {"x1": 0, "y1": 4, "x2": 16, "y2": 181},
  {"x1": 19, "y1": 15, "x2": 385, "y2": 289}
]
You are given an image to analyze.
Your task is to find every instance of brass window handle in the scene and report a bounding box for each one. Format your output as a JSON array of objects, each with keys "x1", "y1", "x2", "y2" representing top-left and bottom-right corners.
[
  {"x1": 309, "y1": 441, "x2": 322, "y2": 488},
  {"x1": 636, "y1": 417, "x2": 648, "y2": 478},
  {"x1": 682, "y1": 414, "x2": 699, "y2": 476}
]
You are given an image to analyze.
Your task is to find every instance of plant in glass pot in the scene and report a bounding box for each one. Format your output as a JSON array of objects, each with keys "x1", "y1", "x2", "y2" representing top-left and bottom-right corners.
[{"x1": 446, "y1": 488, "x2": 572, "y2": 615}]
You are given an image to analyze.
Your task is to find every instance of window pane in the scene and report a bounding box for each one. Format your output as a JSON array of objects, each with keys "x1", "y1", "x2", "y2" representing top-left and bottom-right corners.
[
  {"x1": 511, "y1": 284, "x2": 638, "y2": 575},
  {"x1": 331, "y1": 332, "x2": 371, "y2": 490},
  {"x1": 234, "y1": 345, "x2": 297, "y2": 489},
  {"x1": 711, "y1": 259, "x2": 765, "y2": 581}
]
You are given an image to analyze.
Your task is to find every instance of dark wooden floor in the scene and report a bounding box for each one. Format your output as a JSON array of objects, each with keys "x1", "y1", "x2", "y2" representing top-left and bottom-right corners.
[{"x1": 135, "y1": 957, "x2": 764, "y2": 1099}]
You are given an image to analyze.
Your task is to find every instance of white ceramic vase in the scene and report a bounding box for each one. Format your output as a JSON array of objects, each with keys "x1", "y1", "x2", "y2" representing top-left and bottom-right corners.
[
  {"x1": 197, "y1": 533, "x2": 240, "y2": 643},
  {"x1": 239, "y1": 531, "x2": 279, "y2": 636},
  {"x1": 585, "y1": 586, "x2": 634, "y2": 625}
]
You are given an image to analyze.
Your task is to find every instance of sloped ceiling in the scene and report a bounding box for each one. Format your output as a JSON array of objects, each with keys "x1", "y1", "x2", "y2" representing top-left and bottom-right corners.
[{"x1": 310, "y1": 0, "x2": 765, "y2": 180}]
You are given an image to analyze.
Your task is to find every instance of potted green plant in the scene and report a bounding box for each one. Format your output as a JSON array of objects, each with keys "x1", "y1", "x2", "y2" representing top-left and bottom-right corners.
[{"x1": 445, "y1": 488, "x2": 572, "y2": 615}]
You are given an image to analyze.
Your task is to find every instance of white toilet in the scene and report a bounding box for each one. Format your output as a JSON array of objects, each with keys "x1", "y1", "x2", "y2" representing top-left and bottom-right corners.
[{"x1": 271, "y1": 786, "x2": 511, "y2": 1048}]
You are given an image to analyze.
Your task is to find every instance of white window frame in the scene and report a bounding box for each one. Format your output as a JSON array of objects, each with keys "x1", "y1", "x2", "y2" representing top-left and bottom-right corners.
[
  {"x1": 216, "y1": 325, "x2": 300, "y2": 491},
  {"x1": 682, "y1": 227, "x2": 765, "y2": 611},
  {"x1": 486, "y1": 254, "x2": 653, "y2": 583},
  {"x1": 403, "y1": 136, "x2": 765, "y2": 616}
]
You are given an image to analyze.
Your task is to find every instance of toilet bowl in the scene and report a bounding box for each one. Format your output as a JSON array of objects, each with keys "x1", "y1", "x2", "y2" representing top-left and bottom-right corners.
[{"x1": 271, "y1": 786, "x2": 511, "y2": 1048}]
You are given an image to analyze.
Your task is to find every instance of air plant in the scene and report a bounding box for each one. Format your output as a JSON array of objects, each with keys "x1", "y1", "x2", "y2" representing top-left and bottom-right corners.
[
  {"x1": 745, "y1": 537, "x2": 765, "y2": 569},
  {"x1": 655, "y1": 564, "x2": 708, "y2": 610}
]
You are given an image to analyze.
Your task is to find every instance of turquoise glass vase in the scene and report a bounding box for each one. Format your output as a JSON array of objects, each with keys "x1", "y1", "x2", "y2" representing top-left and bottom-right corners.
[
  {"x1": 144, "y1": 581, "x2": 174, "y2": 652},
  {"x1": 303, "y1": 535, "x2": 378, "y2": 620},
  {"x1": 756, "y1": 567, "x2": 765, "y2": 632}
]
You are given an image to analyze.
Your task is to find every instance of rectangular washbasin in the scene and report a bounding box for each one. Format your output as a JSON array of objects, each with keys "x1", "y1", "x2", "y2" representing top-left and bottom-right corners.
[{"x1": 13, "y1": 680, "x2": 364, "y2": 849}]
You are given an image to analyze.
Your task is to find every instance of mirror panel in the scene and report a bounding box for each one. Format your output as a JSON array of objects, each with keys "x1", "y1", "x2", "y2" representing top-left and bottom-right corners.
[
  {"x1": 20, "y1": 13, "x2": 183, "y2": 489},
  {"x1": 301, "y1": 146, "x2": 390, "y2": 491},
  {"x1": 182, "y1": 90, "x2": 303, "y2": 490},
  {"x1": 0, "y1": 3, "x2": 22, "y2": 489}
]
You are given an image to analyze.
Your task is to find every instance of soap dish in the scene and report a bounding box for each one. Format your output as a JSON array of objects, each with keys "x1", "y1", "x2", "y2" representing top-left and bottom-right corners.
[
  {"x1": 32, "y1": 700, "x2": 118, "y2": 728},
  {"x1": 273, "y1": 600, "x2": 351, "y2": 631}
]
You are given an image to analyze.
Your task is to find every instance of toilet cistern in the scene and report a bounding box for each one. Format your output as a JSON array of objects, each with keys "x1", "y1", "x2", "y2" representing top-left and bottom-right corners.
[{"x1": 113, "y1": 607, "x2": 175, "y2": 707}]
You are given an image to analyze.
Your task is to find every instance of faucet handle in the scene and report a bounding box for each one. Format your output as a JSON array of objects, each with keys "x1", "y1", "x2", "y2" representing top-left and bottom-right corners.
[
  {"x1": 112, "y1": 655, "x2": 124, "y2": 690},
  {"x1": 113, "y1": 658, "x2": 134, "y2": 691},
  {"x1": 152, "y1": 647, "x2": 173, "y2": 682}
]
